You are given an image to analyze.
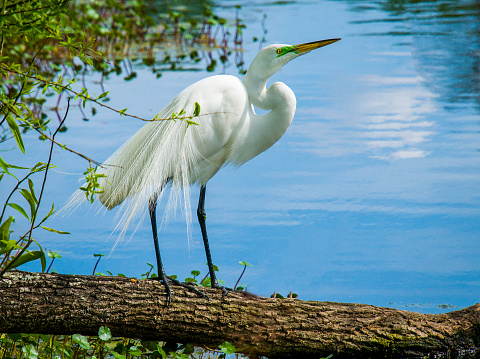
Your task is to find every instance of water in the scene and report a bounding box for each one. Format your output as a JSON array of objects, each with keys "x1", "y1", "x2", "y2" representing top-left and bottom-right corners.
[{"x1": 5, "y1": 0, "x2": 479, "y2": 314}]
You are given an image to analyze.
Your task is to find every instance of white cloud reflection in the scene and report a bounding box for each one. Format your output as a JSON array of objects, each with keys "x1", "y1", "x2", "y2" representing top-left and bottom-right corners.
[{"x1": 293, "y1": 69, "x2": 438, "y2": 161}]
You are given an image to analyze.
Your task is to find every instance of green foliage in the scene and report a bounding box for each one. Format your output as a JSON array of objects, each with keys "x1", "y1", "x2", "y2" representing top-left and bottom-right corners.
[
  {"x1": 154, "y1": 102, "x2": 202, "y2": 128},
  {"x1": 0, "y1": 156, "x2": 68, "y2": 274},
  {"x1": 0, "y1": 329, "x2": 245, "y2": 358},
  {"x1": 219, "y1": 341, "x2": 236, "y2": 355},
  {"x1": 270, "y1": 292, "x2": 298, "y2": 299},
  {"x1": 0, "y1": 0, "x2": 78, "y2": 273},
  {"x1": 92, "y1": 253, "x2": 106, "y2": 275},
  {"x1": 140, "y1": 262, "x2": 156, "y2": 279},
  {"x1": 98, "y1": 326, "x2": 112, "y2": 342},
  {"x1": 47, "y1": 251, "x2": 62, "y2": 259},
  {"x1": 45, "y1": 251, "x2": 62, "y2": 273},
  {"x1": 234, "y1": 261, "x2": 252, "y2": 291},
  {"x1": 79, "y1": 165, "x2": 108, "y2": 203},
  {"x1": 72, "y1": 334, "x2": 91, "y2": 350}
]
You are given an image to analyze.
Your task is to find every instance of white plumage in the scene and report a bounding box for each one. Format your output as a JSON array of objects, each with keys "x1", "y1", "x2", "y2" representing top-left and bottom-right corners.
[{"x1": 67, "y1": 39, "x2": 340, "y2": 301}]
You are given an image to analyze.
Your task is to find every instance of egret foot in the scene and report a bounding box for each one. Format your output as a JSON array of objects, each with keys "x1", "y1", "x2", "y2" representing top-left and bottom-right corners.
[
  {"x1": 150, "y1": 276, "x2": 209, "y2": 304},
  {"x1": 211, "y1": 281, "x2": 232, "y2": 298},
  {"x1": 167, "y1": 275, "x2": 210, "y2": 300},
  {"x1": 150, "y1": 275, "x2": 172, "y2": 304}
]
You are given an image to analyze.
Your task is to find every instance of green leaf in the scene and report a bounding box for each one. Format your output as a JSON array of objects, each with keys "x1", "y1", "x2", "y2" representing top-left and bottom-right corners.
[
  {"x1": 219, "y1": 341, "x2": 236, "y2": 355},
  {"x1": 193, "y1": 102, "x2": 201, "y2": 117},
  {"x1": 6, "y1": 250, "x2": 46, "y2": 271},
  {"x1": 40, "y1": 203, "x2": 56, "y2": 223},
  {"x1": 184, "y1": 277, "x2": 197, "y2": 283},
  {"x1": 0, "y1": 156, "x2": 9, "y2": 173},
  {"x1": 191, "y1": 270, "x2": 200, "y2": 277},
  {"x1": 0, "y1": 155, "x2": 28, "y2": 173},
  {"x1": 7, "y1": 203, "x2": 29, "y2": 220},
  {"x1": 6, "y1": 114, "x2": 25, "y2": 154},
  {"x1": 128, "y1": 346, "x2": 142, "y2": 356},
  {"x1": 72, "y1": 334, "x2": 90, "y2": 350},
  {"x1": 0, "y1": 216, "x2": 15, "y2": 245},
  {"x1": 94, "y1": 253, "x2": 105, "y2": 257},
  {"x1": 42, "y1": 84, "x2": 49, "y2": 94},
  {"x1": 201, "y1": 277, "x2": 211, "y2": 287},
  {"x1": 31, "y1": 162, "x2": 48, "y2": 173},
  {"x1": 40, "y1": 248, "x2": 47, "y2": 272},
  {"x1": 182, "y1": 343, "x2": 194, "y2": 355},
  {"x1": 47, "y1": 251, "x2": 62, "y2": 259},
  {"x1": 110, "y1": 351, "x2": 126, "y2": 359},
  {"x1": 156, "y1": 344, "x2": 167, "y2": 359},
  {"x1": 41, "y1": 226, "x2": 70, "y2": 235},
  {"x1": 22, "y1": 344, "x2": 38, "y2": 359},
  {"x1": 97, "y1": 91, "x2": 109, "y2": 99},
  {"x1": 185, "y1": 120, "x2": 199, "y2": 126},
  {"x1": 98, "y1": 326, "x2": 112, "y2": 341},
  {"x1": 19, "y1": 188, "x2": 36, "y2": 220},
  {"x1": 28, "y1": 179, "x2": 37, "y2": 203},
  {"x1": 0, "y1": 239, "x2": 21, "y2": 254},
  {"x1": 239, "y1": 261, "x2": 252, "y2": 267}
]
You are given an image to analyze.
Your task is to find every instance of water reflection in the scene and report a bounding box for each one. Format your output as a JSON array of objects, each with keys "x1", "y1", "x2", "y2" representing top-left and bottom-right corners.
[
  {"x1": 295, "y1": 62, "x2": 438, "y2": 160},
  {"x1": 341, "y1": 0, "x2": 480, "y2": 109},
  {"x1": 291, "y1": 0, "x2": 480, "y2": 162},
  {"x1": 357, "y1": 73, "x2": 437, "y2": 160}
]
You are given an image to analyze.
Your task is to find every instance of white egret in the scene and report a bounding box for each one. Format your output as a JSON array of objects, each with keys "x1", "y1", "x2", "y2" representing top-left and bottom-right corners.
[{"x1": 81, "y1": 38, "x2": 340, "y2": 302}]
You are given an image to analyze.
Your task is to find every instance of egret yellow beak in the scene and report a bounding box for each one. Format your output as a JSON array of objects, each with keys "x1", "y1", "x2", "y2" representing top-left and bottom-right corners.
[{"x1": 293, "y1": 38, "x2": 341, "y2": 55}]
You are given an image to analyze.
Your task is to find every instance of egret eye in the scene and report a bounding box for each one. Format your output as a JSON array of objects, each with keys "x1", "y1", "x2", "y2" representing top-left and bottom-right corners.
[{"x1": 276, "y1": 48, "x2": 282, "y2": 54}]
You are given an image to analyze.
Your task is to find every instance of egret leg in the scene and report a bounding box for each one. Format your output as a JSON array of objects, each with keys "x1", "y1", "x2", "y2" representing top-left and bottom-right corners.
[
  {"x1": 197, "y1": 185, "x2": 229, "y2": 297},
  {"x1": 148, "y1": 192, "x2": 172, "y2": 302},
  {"x1": 149, "y1": 191, "x2": 209, "y2": 304}
]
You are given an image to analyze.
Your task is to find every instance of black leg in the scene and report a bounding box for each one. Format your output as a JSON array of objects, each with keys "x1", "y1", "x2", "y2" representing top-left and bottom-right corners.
[
  {"x1": 197, "y1": 185, "x2": 228, "y2": 296},
  {"x1": 148, "y1": 192, "x2": 172, "y2": 303},
  {"x1": 149, "y1": 189, "x2": 209, "y2": 303}
]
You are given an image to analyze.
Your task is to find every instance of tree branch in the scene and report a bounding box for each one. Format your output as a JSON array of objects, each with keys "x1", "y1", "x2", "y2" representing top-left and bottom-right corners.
[
  {"x1": 1, "y1": 64, "x2": 231, "y2": 124},
  {"x1": 1, "y1": 271, "x2": 479, "y2": 358}
]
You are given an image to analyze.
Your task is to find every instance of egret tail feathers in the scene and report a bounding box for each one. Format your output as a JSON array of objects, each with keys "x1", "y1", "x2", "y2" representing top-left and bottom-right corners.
[{"x1": 63, "y1": 99, "x2": 207, "y2": 246}]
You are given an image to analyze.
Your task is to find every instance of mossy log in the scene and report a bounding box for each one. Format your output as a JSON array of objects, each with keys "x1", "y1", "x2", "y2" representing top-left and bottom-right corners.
[{"x1": 0, "y1": 271, "x2": 479, "y2": 358}]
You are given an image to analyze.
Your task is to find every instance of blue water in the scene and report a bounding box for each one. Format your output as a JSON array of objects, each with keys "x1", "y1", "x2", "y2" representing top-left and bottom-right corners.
[{"x1": 4, "y1": 0, "x2": 479, "y2": 314}]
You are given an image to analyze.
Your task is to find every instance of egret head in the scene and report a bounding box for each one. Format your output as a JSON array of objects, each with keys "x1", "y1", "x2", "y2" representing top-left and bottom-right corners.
[{"x1": 246, "y1": 38, "x2": 341, "y2": 81}]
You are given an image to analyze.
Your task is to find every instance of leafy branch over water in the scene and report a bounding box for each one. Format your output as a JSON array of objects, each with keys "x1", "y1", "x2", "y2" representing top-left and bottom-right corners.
[{"x1": 0, "y1": 0, "x2": 250, "y2": 274}]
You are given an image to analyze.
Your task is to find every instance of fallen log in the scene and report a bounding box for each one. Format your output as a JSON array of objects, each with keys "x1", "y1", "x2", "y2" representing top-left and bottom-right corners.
[{"x1": 0, "y1": 271, "x2": 479, "y2": 358}]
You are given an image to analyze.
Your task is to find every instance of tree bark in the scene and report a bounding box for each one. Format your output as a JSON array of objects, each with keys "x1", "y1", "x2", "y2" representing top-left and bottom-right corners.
[{"x1": 0, "y1": 271, "x2": 479, "y2": 358}]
